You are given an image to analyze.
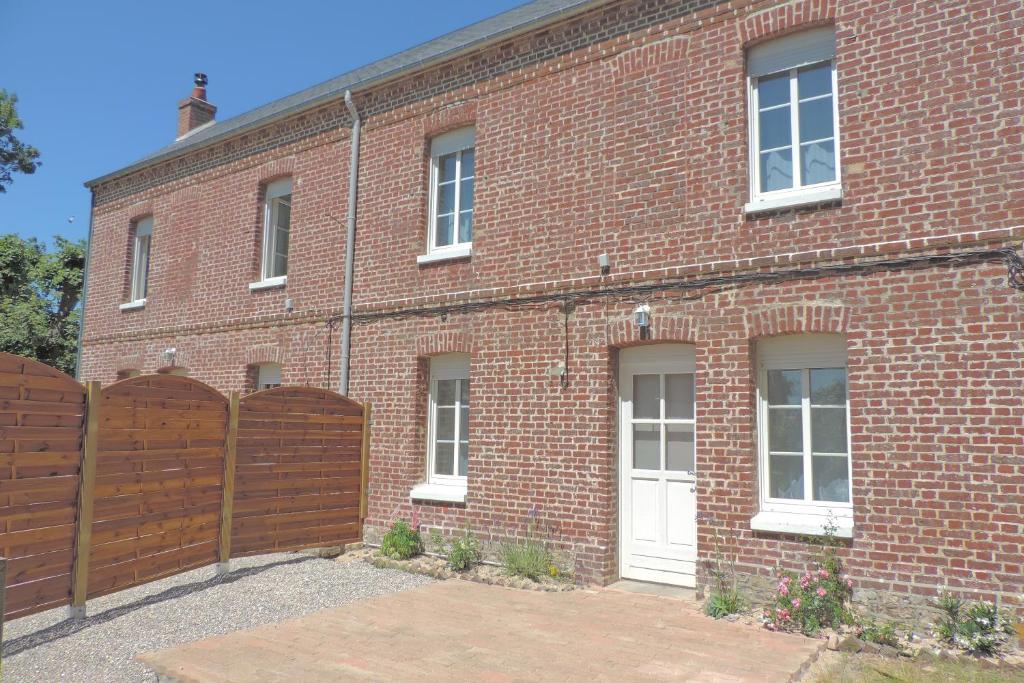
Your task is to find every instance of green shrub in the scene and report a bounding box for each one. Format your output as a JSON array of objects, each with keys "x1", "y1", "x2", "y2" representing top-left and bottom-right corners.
[
  {"x1": 934, "y1": 591, "x2": 1014, "y2": 655},
  {"x1": 859, "y1": 619, "x2": 902, "y2": 648},
  {"x1": 380, "y1": 520, "x2": 423, "y2": 560}
]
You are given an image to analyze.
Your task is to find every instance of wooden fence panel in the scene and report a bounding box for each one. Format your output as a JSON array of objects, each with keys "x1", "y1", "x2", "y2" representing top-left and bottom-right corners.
[
  {"x1": 234, "y1": 388, "x2": 363, "y2": 556},
  {"x1": 89, "y1": 375, "x2": 227, "y2": 599},
  {"x1": 0, "y1": 353, "x2": 85, "y2": 619}
]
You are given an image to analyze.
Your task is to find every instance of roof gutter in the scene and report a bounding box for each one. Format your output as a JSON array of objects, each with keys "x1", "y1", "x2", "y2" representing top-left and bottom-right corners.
[
  {"x1": 84, "y1": 0, "x2": 612, "y2": 189},
  {"x1": 339, "y1": 91, "x2": 361, "y2": 396}
]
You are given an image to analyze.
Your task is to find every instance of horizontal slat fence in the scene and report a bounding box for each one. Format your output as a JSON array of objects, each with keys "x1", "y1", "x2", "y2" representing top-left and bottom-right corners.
[
  {"x1": 0, "y1": 352, "x2": 368, "y2": 621},
  {"x1": 0, "y1": 355, "x2": 85, "y2": 618},
  {"x1": 233, "y1": 388, "x2": 364, "y2": 556},
  {"x1": 89, "y1": 376, "x2": 228, "y2": 599}
]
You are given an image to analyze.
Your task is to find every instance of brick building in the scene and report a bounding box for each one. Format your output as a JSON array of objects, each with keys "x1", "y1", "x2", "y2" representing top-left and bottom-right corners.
[{"x1": 81, "y1": 0, "x2": 1024, "y2": 618}]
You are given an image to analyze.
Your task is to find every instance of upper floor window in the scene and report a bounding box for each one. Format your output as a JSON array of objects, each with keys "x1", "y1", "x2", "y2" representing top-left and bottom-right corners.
[
  {"x1": 258, "y1": 178, "x2": 291, "y2": 285},
  {"x1": 125, "y1": 216, "x2": 152, "y2": 307},
  {"x1": 256, "y1": 363, "x2": 281, "y2": 390},
  {"x1": 423, "y1": 128, "x2": 474, "y2": 262},
  {"x1": 746, "y1": 27, "x2": 840, "y2": 212},
  {"x1": 753, "y1": 333, "x2": 852, "y2": 538}
]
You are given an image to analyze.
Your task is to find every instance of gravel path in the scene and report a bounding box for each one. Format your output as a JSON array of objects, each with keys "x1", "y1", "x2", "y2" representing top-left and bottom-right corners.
[{"x1": 3, "y1": 553, "x2": 433, "y2": 682}]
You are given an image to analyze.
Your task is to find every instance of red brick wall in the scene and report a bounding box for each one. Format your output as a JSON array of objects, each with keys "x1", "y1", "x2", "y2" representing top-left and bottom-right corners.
[{"x1": 82, "y1": 0, "x2": 1024, "y2": 612}]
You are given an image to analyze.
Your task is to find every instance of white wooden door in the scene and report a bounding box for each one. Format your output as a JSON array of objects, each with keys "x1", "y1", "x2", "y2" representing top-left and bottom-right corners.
[{"x1": 619, "y1": 345, "x2": 697, "y2": 587}]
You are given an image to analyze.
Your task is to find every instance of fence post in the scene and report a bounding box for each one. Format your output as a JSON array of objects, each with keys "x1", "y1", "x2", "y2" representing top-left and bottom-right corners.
[
  {"x1": 1, "y1": 555, "x2": 6, "y2": 668},
  {"x1": 70, "y1": 380, "x2": 100, "y2": 619},
  {"x1": 217, "y1": 391, "x2": 240, "y2": 575},
  {"x1": 359, "y1": 402, "x2": 371, "y2": 529}
]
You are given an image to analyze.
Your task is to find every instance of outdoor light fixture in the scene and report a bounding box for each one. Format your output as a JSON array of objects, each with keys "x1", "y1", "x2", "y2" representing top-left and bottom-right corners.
[
  {"x1": 634, "y1": 304, "x2": 651, "y2": 331},
  {"x1": 597, "y1": 253, "x2": 610, "y2": 275},
  {"x1": 162, "y1": 347, "x2": 177, "y2": 367},
  {"x1": 283, "y1": 298, "x2": 295, "y2": 313}
]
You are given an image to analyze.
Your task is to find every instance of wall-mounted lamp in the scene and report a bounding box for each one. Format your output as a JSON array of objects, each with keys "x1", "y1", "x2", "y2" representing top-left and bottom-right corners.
[
  {"x1": 597, "y1": 253, "x2": 610, "y2": 276},
  {"x1": 283, "y1": 298, "x2": 295, "y2": 313},
  {"x1": 162, "y1": 347, "x2": 177, "y2": 367},
  {"x1": 634, "y1": 304, "x2": 651, "y2": 338}
]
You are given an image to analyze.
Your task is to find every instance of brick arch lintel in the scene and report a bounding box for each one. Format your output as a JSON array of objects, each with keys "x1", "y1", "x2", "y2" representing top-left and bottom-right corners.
[
  {"x1": 607, "y1": 315, "x2": 700, "y2": 348},
  {"x1": 255, "y1": 157, "x2": 296, "y2": 185},
  {"x1": 245, "y1": 344, "x2": 285, "y2": 366},
  {"x1": 737, "y1": 0, "x2": 837, "y2": 49},
  {"x1": 744, "y1": 304, "x2": 850, "y2": 339},
  {"x1": 415, "y1": 330, "x2": 472, "y2": 357}
]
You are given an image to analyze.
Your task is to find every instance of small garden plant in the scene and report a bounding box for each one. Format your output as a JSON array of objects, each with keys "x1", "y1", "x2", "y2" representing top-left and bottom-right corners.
[
  {"x1": 858, "y1": 619, "x2": 902, "y2": 649},
  {"x1": 431, "y1": 527, "x2": 482, "y2": 571},
  {"x1": 933, "y1": 591, "x2": 1015, "y2": 655},
  {"x1": 762, "y1": 519, "x2": 856, "y2": 634},
  {"x1": 380, "y1": 519, "x2": 423, "y2": 560},
  {"x1": 500, "y1": 511, "x2": 562, "y2": 582},
  {"x1": 703, "y1": 530, "x2": 745, "y2": 619}
]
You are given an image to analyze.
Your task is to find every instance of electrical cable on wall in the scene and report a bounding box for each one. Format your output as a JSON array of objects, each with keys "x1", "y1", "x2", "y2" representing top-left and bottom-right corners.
[
  {"x1": 326, "y1": 245, "x2": 1024, "y2": 389},
  {"x1": 341, "y1": 245, "x2": 1024, "y2": 325}
]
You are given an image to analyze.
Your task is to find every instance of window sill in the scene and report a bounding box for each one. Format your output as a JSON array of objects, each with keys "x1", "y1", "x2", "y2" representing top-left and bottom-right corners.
[
  {"x1": 410, "y1": 483, "x2": 467, "y2": 504},
  {"x1": 416, "y1": 245, "x2": 473, "y2": 265},
  {"x1": 750, "y1": 510, "x2": 853, "y2": 538},
  {"x1": 119, "y1": 299, "x2": 146, "y2": 311},
  {"x1": 744, "y1": 185, "x2": 842, "y2": 215},
  {"x1": 249, "y1": 276, "x2": 287, "y2": 291}
]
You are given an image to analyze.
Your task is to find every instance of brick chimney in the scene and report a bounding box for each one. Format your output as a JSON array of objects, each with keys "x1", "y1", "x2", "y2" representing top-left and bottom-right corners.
[{"x1": 177, "y1": 73, "x2": 216, "y2": 139}]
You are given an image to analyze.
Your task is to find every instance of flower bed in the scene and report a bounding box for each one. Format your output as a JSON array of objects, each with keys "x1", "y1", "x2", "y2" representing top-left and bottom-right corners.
[{"x1": 342, "y1": 546, "x2": 576, "y2": 592}]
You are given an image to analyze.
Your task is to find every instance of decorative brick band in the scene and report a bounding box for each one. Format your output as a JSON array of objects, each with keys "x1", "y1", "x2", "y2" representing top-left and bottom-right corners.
[
  {"x1": 415, "y1": 330, "x2": 472, "y2": 357},
  {"x1": 80, "y1": 226, "x2": 1024, "y2": 347},
  {"x1": 744, "y1": 303, "x2": 850, "y2": 338}
]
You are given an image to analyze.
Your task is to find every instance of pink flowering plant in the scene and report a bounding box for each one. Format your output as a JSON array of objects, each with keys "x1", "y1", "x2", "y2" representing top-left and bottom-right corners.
[{"x1": 762, "y1": 520, "x2": 856, "y2": 634}]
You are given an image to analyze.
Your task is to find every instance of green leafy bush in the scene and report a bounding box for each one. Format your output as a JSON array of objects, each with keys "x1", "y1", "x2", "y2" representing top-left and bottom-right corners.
[
  {"x1": 380, "y1": 520, "x2": 423, "y2": 560},
  {"x1": 934, "y1": 592, "x2": 1014, "y2": 655}
]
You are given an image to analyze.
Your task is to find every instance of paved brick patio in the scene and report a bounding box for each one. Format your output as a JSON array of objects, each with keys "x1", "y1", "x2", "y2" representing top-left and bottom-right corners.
[{"x1": 139, "y1": 580, "x2": 823, "y2": 681}]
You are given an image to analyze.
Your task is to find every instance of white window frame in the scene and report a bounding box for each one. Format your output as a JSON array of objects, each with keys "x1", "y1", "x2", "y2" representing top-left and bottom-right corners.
[
  {"x1": 252, "y1": 177, "x2": 292, "y2": 289},
  {"x1": 752, "y1": 334, "x2": 853, "y2": 537},
  {"x1": 256, "y1": 363, "x2": 282, "y2": 390},
  {"x1": 419, "y1": 127, "x2": 475, "y2": 264},
  {"x1": 746, "y1": 27, "x2": 841, "y2": 213},
  {"x1": 123, "y1": 216, "x2": 152, "y2": 309},
  {"x1": 411, "y1": 354, "x2": 470, "y2": 503}
]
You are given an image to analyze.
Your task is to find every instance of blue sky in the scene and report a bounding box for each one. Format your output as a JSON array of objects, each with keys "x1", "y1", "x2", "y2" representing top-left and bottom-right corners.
[{"x1": 1, "y1": 0, "x2": 523, "y2": 245}]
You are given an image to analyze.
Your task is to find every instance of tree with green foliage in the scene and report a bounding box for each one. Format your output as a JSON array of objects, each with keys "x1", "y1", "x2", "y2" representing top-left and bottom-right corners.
[
  {"x1": 0, "y1": 90, "x2": 41, "y2": 193},
  {"x1": 0, "y1": 235, "x2": 85, "y2": 375}
]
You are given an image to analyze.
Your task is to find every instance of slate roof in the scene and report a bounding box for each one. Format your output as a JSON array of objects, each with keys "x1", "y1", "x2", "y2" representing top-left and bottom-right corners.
[{"x1": 85, "y1": 0, "x2": 605, "y2": 187}]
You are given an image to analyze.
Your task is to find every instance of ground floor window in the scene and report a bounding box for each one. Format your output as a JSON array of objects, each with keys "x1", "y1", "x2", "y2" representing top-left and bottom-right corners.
[
  {"x1": 754, "y1": 334, "x2": 852, "y2": 536},
  {"x1": 256, "y1": 363, "x2": 282, "y2": 390},
  {"x1": 427, "y1": 354, "x2": 470, "y2": 486}
]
